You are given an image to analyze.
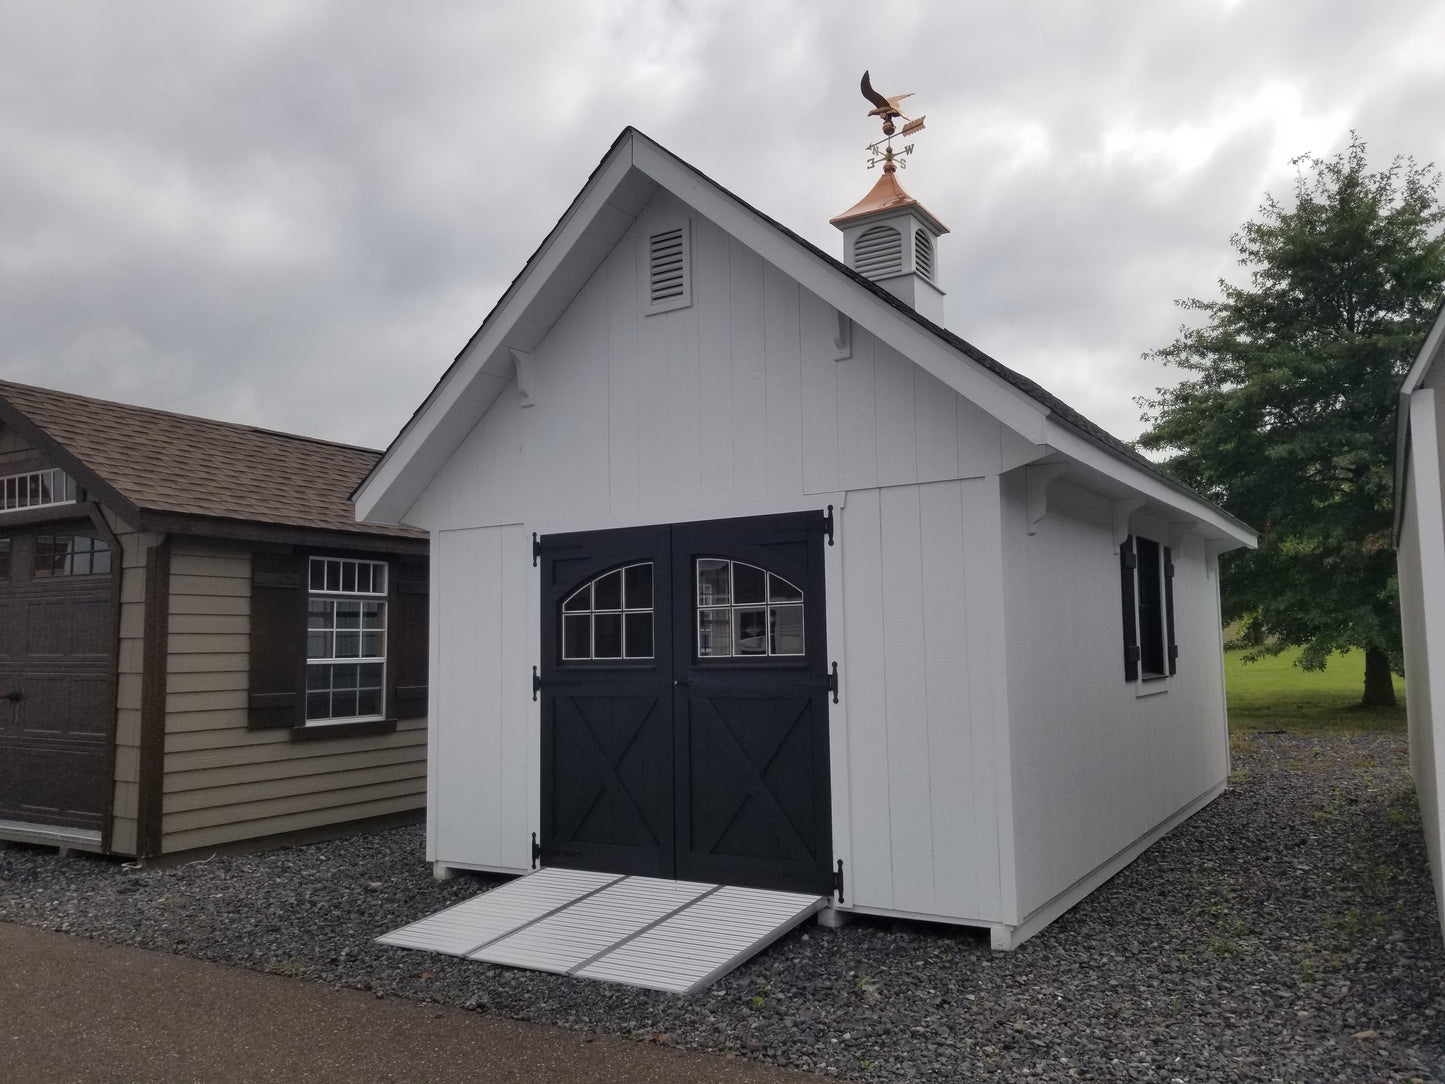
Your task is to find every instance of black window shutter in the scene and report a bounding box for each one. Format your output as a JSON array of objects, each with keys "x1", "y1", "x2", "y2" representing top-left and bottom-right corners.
[
  {"x1": 390, "y1": 555, "x2": 429, "y2": 720},
  {"x1": 1120, "y1": 536, "x2": 1139, "y2": 681},
  {"x1": 1164, "y1": 547, "x2": 1177, "y2": 676},
  {"x1": 248, "y1": 550, "x2": 306, "y2": 729}
]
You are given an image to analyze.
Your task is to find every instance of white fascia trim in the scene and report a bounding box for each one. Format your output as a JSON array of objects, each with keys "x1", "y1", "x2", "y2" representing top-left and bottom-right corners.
[
  {"x1": 1042, "y1": 418, "x2": 1257, "y2": 550},
  {"x1": 355, "y1": 141, "x2": 648, "y2": 523}
]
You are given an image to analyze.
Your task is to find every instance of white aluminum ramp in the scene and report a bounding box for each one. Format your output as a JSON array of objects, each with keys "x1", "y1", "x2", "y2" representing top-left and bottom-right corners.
[{"x1": 378, "y1": 867, "x2": 825, "y2": 995}]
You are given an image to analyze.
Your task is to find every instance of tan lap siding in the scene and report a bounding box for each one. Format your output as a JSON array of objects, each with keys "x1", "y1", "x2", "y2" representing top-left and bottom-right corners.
[{"x1": 158, "y1": 541, "x2": 426, "y2": 854}]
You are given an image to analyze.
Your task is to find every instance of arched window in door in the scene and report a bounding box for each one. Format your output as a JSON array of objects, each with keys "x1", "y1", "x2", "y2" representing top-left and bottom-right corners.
[
  {"x1": 561, "y1": 563, "x2": 654, "y2": 660},
  {"x1": 695, "y1": 559, "x2": 804, "y2": 657}
]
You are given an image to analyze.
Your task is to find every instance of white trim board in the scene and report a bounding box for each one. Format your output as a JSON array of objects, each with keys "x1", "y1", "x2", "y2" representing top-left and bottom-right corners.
[{"x1": 378, "y1": 867, "x2": 825, "y2": 995}]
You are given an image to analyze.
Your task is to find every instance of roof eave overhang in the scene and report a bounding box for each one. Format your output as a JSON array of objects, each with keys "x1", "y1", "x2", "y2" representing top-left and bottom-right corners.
[
  {"x1": 134, "y1": 509, "x2": 428, "y2": 554},
  {"x1": 1041, "y1": 419, "x2": 1256, "y2": 550}
]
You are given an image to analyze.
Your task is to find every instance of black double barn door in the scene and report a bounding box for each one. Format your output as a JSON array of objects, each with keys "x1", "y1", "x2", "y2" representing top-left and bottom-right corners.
[{"x1": 539, "y1": 512, "x2": 832, "y2": 896}]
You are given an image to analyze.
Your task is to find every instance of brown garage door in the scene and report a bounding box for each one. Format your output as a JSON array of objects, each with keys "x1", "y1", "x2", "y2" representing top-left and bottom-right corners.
[{"x1": 0, "y1": 527, "x2": 115, "y2": 838}]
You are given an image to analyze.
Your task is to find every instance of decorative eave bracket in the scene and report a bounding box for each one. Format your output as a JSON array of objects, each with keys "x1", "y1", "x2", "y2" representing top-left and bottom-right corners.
[
  {"x1": 833, "y1": 310, "x2": 853, "y2": 361},
  {"x1": 1111, "y1": 497, "x2": 1146, "y2": 552},
  {"x1": 1026, "y1": 463, "x2": 1070, "y2": 536},
  {"x1": 511, "y1": 347, "x2": 535, "y2": 407}
]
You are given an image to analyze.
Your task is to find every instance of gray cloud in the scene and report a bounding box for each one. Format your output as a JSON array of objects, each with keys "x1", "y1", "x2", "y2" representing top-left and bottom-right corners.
[{"x1": 2, "y1": 0, "x2": 1442, "y2": 450}]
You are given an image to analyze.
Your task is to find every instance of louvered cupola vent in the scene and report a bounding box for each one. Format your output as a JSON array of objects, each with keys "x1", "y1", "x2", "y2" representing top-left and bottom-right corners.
[
  {"x1": 853, "y1": 225, "x2": 903, "y2": 280},
  {"x1": 914, "y1": 229, "x2": 934, "y2": 283}
]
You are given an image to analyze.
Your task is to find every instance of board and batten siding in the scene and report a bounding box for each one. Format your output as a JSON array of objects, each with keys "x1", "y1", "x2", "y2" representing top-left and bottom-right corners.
[
  {"x1": 834, "y1": 480, "x2": 1010, "y2": 923},
  {"x1": 406, "y1": 192, "x2": 1029, "y2": 917},
  {"x1": 158, "y1": 540, "x2": 426, "y2": 854},
  {"x1": 405, "y1": 190, "x2": 1021, "y2": 534},
  {"x1": 998, "y1": 475, "x2": 1230, "y2": 922}
]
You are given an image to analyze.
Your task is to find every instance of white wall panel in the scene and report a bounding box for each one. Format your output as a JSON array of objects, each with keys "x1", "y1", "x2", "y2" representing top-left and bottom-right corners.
[
  {"x1": 874, "y1": 343, "x2": 918, "y2": 488},
  {"x1": 838, "y1": 488, "x2": 894, "y2": 908},
  {"x1": 999, "y1": 475, "x2": 1231, "y2": 920},
  {"x1": 431, "y1": 525, "x2": 533, "y2": 871},
  {"x1": 763, "y1": 262, "x2": 804, "y2": 502},
  {"x1": 834, "y1": 331, "x2": 880, "y2": 493},
  {"x1": 695, "y1": 218, "x2": 736, "y2": 502},
  {"x1": 839, "y1": 480, "x2": 1004, "y2": 921},
  {"x1": 728, "y1": 241, "x2": 769, "y2": 505},
  {"x1": 879, "y1": 485, "x2": 935, "y2": 910},
  {"x1": 799, "y1": 291, "x2": 840, "y2": 496}
]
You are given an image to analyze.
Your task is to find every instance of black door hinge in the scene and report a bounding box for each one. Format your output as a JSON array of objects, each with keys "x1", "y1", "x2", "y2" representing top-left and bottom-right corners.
[
  {"x1": 833, "y1": 859, "x2": 845, "y2": 902},
  {"x1": 532, "y1": 666, "x2": 541, "y2": 702},
  {"x1": 532, "y1": 532, "x2": 541, "y2": 567},
  {"x1": 823, "y1": 504, "x2": 835, "y2": 546},
  {"x1": 531, "y1": 832, "x2": 541, "y2": 870},
  {"x1": 828, "y1": 661, "x2": 839, "y2": 704}
]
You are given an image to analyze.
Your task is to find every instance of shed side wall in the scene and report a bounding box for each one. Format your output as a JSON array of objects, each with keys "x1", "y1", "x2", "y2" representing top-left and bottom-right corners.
[
  {"x1": 998, "y1": 474, "x2": 1230, "y2": 921},
  {"x1": 159, "y1": 540, "x2": 426, "y2": 854}
]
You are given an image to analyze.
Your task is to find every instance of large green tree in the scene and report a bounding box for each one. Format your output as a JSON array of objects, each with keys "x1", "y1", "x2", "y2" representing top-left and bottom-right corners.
[{"x1": 1138, "y1": 135, "x2": 1445, "y2": 707}]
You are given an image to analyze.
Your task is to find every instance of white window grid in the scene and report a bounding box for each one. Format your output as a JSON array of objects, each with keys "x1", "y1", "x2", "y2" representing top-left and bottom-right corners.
[
  {"x1": 0, "y1": 468, "x2": 76, "y2": 514},
  {"x1": 306, "y1": 557, "x2": 388, "y2": 723}
]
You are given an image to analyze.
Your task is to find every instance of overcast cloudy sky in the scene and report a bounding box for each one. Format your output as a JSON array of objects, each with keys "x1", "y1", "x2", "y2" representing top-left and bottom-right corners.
[{"x1": 3, "y1": 1, "x2": 1442, "y2": 452}]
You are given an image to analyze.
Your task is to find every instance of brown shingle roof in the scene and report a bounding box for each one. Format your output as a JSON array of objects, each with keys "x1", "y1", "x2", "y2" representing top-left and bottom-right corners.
[{"x1": 0, "y1": 381, "x2": 422, "y2": 541}]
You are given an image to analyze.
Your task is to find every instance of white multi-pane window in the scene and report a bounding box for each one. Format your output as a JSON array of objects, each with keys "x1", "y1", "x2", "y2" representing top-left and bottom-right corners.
[
  {"x1": 306, "y1": 557, "x2": 387, "y2": 722},
  {"x1": 696, "y1": 559, "x2": 804, "y2": 658},
  {"x1": 0, "y1": 468, "x2": 76, "y2": 513},
  {"x1": 562, "y1": 563, "x2": 654, "y2": 660}
]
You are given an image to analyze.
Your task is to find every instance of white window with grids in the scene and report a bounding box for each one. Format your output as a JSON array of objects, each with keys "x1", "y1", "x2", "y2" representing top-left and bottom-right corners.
[
  {"x1": 0, "y1": 467, "x2": 76, "y2": 514},
  {"x1": 306, "y1": 557, "x2": 387, "y2": 723}
]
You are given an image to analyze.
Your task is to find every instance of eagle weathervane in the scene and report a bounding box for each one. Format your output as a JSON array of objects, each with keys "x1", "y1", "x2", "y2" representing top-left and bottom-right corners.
[{"x1": 859, "y1": 70, "x2": 926, "y2": 173}]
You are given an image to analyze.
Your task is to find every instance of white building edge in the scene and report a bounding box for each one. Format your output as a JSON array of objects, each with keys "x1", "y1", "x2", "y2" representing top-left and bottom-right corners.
[{"x1": 1394, "y1": 301, "x2": 1445, "y2": 946}]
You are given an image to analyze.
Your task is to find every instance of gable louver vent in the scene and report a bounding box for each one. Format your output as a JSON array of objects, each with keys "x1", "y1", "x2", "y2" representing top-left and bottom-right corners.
[
  {"x1": 914, "y1": 229, "x2": 934, "y2": 283},
  {"x1": 646, "y1": 221, "x2": 692, "y2": 314},
  {"x1": 853, "y1": 225, "x2": 903, "y2": 280}
]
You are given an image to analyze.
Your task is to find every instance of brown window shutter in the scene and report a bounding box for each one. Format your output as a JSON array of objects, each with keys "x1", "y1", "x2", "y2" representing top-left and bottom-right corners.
[
  {"x1": 249, "y1": 550, "x2": 306, "y2": 729},
  {"x1": 391, "y1": 555, "x2": 429, "y2": 720},
  {"x1": 1120, "y1": 536, "x2": 1139, "y2": 681}
]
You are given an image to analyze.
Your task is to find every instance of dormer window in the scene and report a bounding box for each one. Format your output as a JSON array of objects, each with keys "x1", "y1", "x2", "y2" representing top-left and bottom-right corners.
[{"x1": 0, "y1": 468, "x2": 76, "y2": 514}]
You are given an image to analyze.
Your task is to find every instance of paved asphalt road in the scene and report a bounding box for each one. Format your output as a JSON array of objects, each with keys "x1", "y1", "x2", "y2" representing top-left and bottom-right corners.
[{"x1": 0, "y1": 922, "x2": 838, "y2": 1083}]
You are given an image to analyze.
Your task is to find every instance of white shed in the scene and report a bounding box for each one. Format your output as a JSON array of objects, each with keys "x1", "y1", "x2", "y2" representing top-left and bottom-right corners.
[
  {"x1": 356, "y1": 127, "x2": 1256, "y2": 949},
  {"x1": 1394, "y1": 302, "x2": 1445, "y2": 946}
]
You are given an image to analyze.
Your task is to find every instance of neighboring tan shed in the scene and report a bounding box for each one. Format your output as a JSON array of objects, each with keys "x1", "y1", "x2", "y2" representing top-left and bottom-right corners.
[
  {"x1": 355, "y1": 129, "x2": 1257, "y2": 949},
  {"x1": 1395, "y1": 305, "x2": 1445, "y2": 945},
  {"x1": 0, "y1": 381, "x2": 428, "y2": 860}
]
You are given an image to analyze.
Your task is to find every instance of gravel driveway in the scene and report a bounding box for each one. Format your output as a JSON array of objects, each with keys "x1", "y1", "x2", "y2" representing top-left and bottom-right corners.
[{"x1": 2, "y1": 731, "x2": 1442, "y2": 1082}]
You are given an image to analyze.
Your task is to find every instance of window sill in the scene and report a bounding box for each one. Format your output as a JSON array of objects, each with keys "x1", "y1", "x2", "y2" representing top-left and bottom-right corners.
[
  {"x1": 291, "y1": 718, "x2": 397, "y2": 741},
  {"x1": 1134, "y1": 677, "x2": 1170, "y2": 698}
]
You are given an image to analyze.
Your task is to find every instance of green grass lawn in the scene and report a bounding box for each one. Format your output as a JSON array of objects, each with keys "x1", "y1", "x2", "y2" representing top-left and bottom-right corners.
[{"x1": 1225, "y1": 645, "x2": 1407, "y2": 733}]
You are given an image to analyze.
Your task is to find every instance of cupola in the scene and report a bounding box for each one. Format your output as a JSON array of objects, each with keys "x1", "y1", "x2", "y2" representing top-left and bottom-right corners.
[{"x1": 832, "y1": 71, "x2": 948, "y2": 325}]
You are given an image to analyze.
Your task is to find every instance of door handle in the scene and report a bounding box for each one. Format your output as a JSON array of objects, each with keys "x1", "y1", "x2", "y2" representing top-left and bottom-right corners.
[{"x1": 672, "y1": 678, "x2": 691, "y2": 687}]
